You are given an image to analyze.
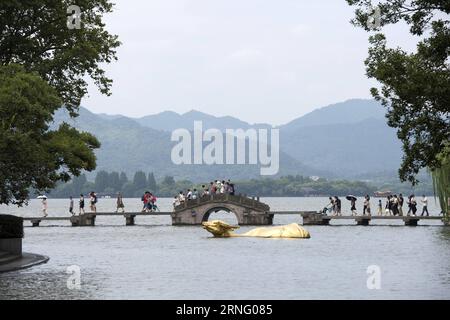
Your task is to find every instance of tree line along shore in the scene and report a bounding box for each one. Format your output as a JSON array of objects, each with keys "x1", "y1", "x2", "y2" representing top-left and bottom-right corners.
[{"x1": 38, "y1": 171, "x2": 434, "y2": 199}]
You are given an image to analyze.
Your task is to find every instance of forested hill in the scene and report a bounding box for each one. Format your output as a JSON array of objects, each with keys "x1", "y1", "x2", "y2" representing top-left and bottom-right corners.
[
  {"x1": 52, "y1": 107, "x2": 322, "y2": 181},
  {"x1": 53, "y1": 98, "x2": 404, "y2": 182}
]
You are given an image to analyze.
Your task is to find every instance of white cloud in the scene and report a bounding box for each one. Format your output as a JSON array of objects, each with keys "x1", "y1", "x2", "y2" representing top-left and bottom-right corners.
[
  {"x1": 82, "y1": 0, "x2": 417, "y2": 125},
  {"x1": 228, "y1": 49, "x2": 265, "y2": 63},
  {"x1": 291, "y1": 24, "x2": 310, "y2": 37}
]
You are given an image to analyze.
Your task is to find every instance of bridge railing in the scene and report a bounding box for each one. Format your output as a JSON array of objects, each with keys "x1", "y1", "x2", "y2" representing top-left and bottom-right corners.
[{"x1": 173, "y1": 194, "x2": 270, "y2": 212}]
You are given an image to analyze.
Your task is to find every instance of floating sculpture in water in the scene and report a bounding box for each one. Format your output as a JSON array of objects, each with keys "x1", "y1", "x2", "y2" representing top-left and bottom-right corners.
[{"x1": 202, "y1": 220, "x2": 311, "y2": 239}]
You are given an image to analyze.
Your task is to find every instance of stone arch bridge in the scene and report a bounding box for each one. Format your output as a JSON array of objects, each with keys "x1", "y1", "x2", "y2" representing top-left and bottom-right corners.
[{"x1": 171, "y1": 194, "x2": 273, "y2": 225}]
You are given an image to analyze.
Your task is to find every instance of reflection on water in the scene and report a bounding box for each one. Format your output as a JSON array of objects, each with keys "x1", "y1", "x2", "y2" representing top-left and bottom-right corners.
[{"x1": 0, "y1": 197, "x2": 449, "y2": 300}]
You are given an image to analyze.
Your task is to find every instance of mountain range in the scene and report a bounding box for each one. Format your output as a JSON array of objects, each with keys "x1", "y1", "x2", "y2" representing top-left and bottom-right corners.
[{"x1": 53, "y1": 99, "x2": 403, "y2": 182}]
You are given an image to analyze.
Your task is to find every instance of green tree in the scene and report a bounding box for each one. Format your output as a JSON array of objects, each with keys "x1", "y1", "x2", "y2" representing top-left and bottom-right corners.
[
  {"x1": 119, "y1": 172, "x2": 128, "y2": 189},
  {"x1": 121, "y1": 182, "x2": 135, "y2": 198},
  {"x1": 81, "y1": 182, "x2": 95, "y2": 195},
  {"x1": 94, "y1": 170, "x2": 109, "y2": 192},
  {"x1": 431, "y1": 149, "x2": 450, "y2": 219},
  {"x1": 0, "y1": 2, "x2": 119, "y2": 205},
  {"x1": 147, "y1": 172, "x2": 157, "y2": 192},
  {"x1": 346, "y1": 0, "x2": 450, "y2": 184},
  {"x1": 0, "y1": 64, "x2": 100, "y2": 205},
  {"x1": 162, "y1": 176, "x2": 176, "y2": 187},
  {"x1": 71, "y1": 174, "x2": 88, "y2": 195},
  {"x1": 0, "y1": 0, "x2": 120, "y2": 114},
  {"x1": 108, "y1": 171, "x2": 121, "y2": 191},
  {"x1": 133, "y1": 171, "x2": 147, "y2": 191}
]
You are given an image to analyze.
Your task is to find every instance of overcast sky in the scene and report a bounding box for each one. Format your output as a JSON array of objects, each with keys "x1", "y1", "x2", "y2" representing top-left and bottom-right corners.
[{"x1": 82, "y1": 0, "x2": 418, "y2": 125}]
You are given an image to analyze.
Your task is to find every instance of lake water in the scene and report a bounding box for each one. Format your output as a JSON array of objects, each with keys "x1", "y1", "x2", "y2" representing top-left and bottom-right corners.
[{"x1": 0, "y1": 197, "x2": 449, "y2": 300}]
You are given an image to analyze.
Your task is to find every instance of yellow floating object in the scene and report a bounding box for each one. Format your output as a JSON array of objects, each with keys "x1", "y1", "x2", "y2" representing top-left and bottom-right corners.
[{"x1": 202, "y1": 220, "x2": 311, "y2": 239}]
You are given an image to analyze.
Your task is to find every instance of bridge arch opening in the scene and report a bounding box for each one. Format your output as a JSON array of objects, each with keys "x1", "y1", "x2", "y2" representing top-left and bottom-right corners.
[{"x1": 202, "y1": 206, "x2": 239, "y2": 225}]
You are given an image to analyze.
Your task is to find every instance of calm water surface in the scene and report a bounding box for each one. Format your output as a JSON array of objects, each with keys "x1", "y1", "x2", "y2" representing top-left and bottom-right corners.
[{"x1": 0, "y1": 197, "x2": 449, "y2": 300}]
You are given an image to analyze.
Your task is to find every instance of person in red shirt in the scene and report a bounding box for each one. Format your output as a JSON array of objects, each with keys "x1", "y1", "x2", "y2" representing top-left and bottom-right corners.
[{"x1": 141, "y1": 191, "x2": 150, "y2": 212}]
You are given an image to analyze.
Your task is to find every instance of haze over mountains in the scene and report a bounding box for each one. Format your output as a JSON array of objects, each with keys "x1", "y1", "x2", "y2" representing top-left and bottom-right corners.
[
  {"x1": 54, "y1": 99, "x2": 403, "y2": 182},
  {"x1": 98, "y1": 110, "x2": 272, "y2": 131},
  {"x1": 279, "y1": 99, "x2": 402, "y2": 176},
  {"x1": 54, "y1": 108, "x2": 315, "y2": 181}
]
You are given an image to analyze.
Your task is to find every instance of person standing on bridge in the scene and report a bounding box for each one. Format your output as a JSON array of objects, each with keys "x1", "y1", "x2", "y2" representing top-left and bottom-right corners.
[
  {"x1": 335, "y1": 196, "x2": 342, "y2": 216},
  {"x1": 210, "y1": 181, "x2": 217, "y2": 194},
  {"x1": 225, "y1": 181, "x2": 234, "y2": 194},
  {"x1": 115, "y1": 192, "x2": 125, "y2": 213},
  {"x1": 363, "y1": 195, "x2": 371, "y2": 215},
  {"x1": 346, "y1": 196, "x2": 357, "y2": 216},
  {"x1": 173, "y1": 196, "x2": 180, "y2": 208},
  {"x1": 409, "y1": 195, "x2": 417, "y2": 216},
  {"x1": 186, "y1": 189, "x2": 192, "y2": 201},
  {"x1": 141, "y1": 192, "x2": 149, "y2": 212},
  {"x1": 385, "y1": 195, "x2": 392, "y2": 215},
  {"x1": 192, "y1": 189, "x2": 199, "y2": 200},
  {"x1": 200, "y1": 185, "x2": 206, "y2": 197},
  {"x1": 398, "y1": 194, "x2": 404, "y2": 216},
  {"x1": 143, "y1": 192, "x2": 152, "y2": 212},
  {"x1": 229, "y1": 182, "x2": 235, "y2": 195},
  {"x1": 327, "y1": 197, "x2": 335, "y2": 215},
  {"x1": 421, "y1": 195, "x2": 429, "y2": 216},
  {"x1": 150, "y1": 193, "x2": 159, "y2": 212},
  {"x1": 223, "y1": 181, "x2": 230, "y2": 194},
  {"x1": 79, "y1": 194, "x2": 85, "y2": 215},
  {"x1": 178, "y1": 191, "x2": 186, "y2": 205},
  {"x1": 351, "y1": 199, "x2": 357, "y2": 215},
  {"x1": 216, "y1": 180, "x2": 222, "y2": 194},
  {"x1": 406, "y1": 195, "x2": 412, "y2": 215},
  {"x1": 69, "y1": 196, "x2": 74, "y2": 216},
  {"x1": 89, "y1": 192, "x2": 97, "y2": 213},
  {"x1": 391, "y1": 195, "x2": 399, "y2": 216},
  {"x1": 41, "y1": 196, "x2": 48, "y2": 217},
  {"x1": 146, "y1": 193, "x2": 155, "y2": 212}
]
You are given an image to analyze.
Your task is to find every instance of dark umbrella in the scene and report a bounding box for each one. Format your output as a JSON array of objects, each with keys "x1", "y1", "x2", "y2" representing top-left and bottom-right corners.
[{"x1": 346, "y1": 195, "x2": 357, "y2": 201}]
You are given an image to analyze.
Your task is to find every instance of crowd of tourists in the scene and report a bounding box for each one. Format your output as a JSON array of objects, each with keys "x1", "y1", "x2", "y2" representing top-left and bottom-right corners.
[
  {"x1": 38, "y1": 187, "x2": 432, "y2": 218},
  {"x1": 38, "y1": 191, "x2": 153, "y2": 216},
  {"x1": 140, "y1": 191, "x2": 158, "y2": 212},
  {"x1": 325, "y1": 194, "x2": 431, "y2": 216},
  {"x1": 67, "y1": 191, "x2": 155, "y2": 215},
  {"x1": 66, "y1": 192, "x2": 99, "y2": 216},
  {"x1": 172, "y1": 180, "x2": 236, "y2": 208}
]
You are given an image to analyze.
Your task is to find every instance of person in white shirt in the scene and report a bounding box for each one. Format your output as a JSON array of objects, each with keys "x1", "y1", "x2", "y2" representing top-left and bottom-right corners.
[
  {"x1": 421, "y1": 195, "x2": 429, "y2": 216},
  {"x1": 178, "y1": 192, "x2": 186, "y2": 204},
  {"x1": 41, "y1": 197, "x2": 48, "y2": 217},
  {"x1": 216, "y1": 180, "x2": 222, "y2": 193},
  {"x1": 186, "y1": 189, "x2": 193, "y2": 200},
  {"x1": 220, "y1": 180, "x2": 226, "y2": 194},
  {"x1": 173, "y1": 196, "x2": 180, "y2": 208},
  {"x1": 409, "y1": 195, "x2": 417, "y2": 216}
]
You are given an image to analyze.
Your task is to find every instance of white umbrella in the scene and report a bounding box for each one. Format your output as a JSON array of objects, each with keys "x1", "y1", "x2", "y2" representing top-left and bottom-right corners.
[{"x1": 37, "y1": 195, "x2": 47, "y2": 199}]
